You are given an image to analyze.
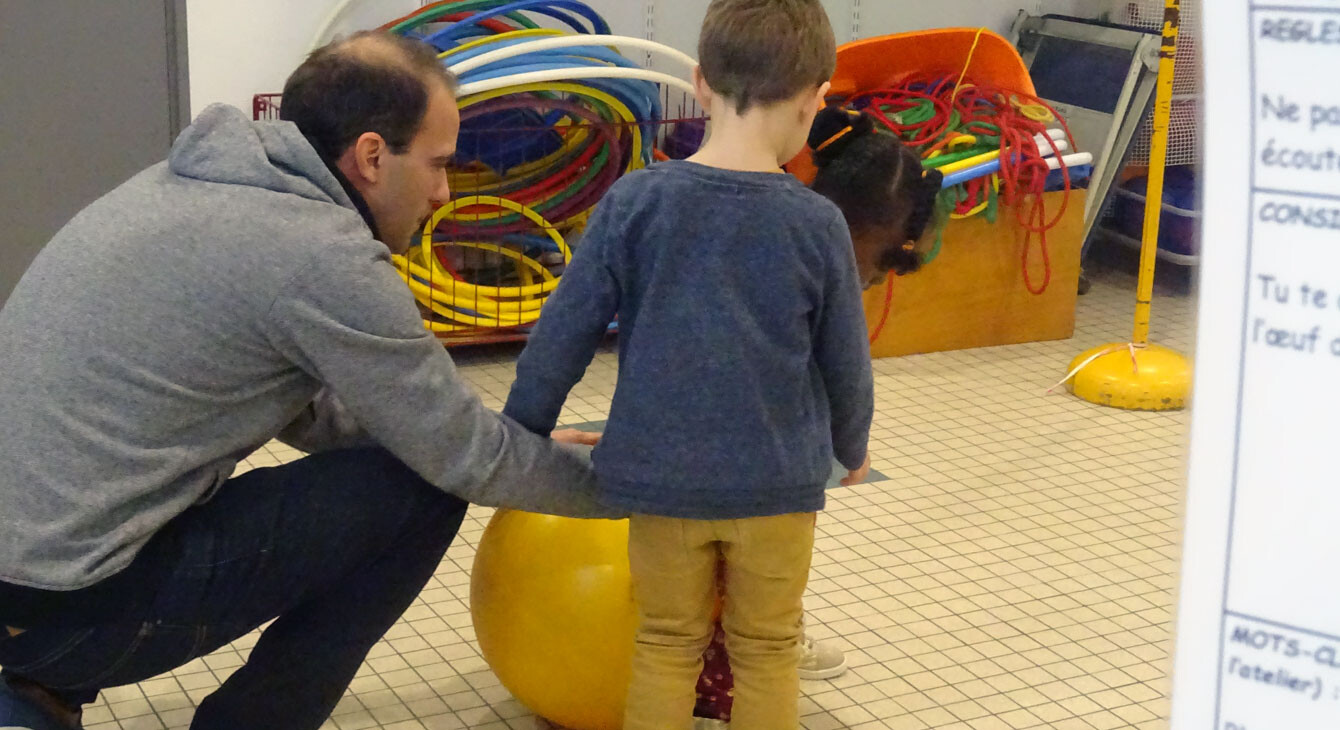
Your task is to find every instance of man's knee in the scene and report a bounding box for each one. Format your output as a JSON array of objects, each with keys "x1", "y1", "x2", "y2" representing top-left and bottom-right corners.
[{"x1": 301, "y1": 447, "x2": 464, "y2": 514}]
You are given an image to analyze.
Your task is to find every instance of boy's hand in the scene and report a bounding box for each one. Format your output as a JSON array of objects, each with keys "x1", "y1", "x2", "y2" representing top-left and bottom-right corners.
[
  {"x1": 551, "y1": 428, "x2": 601, "y2": 446},
  {"x1": 840, "y1": 452, "x2": 871, "y2": 486}
]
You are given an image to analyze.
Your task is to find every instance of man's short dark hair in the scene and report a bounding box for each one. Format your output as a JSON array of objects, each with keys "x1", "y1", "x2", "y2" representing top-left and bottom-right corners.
[
  {"x1": 280, "y1": 31, "x2": 458, "y2": 161},
  {"x1": 698, "y1": 0, "x2": 836, "y2": 114}
]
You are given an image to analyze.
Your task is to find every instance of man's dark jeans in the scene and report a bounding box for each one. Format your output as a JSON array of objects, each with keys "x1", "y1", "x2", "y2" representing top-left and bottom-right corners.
[{"x1": 0, "y1": 448, "x2": 467, "y2": 729}]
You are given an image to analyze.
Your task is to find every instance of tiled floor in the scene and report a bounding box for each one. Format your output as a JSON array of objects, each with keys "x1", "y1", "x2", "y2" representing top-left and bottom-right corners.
[{"x1": 81, "y1": 265, "x2": 1195, "y2": 730}]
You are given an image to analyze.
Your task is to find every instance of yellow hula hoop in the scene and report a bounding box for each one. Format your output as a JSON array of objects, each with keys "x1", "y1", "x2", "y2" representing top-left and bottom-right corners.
[
  {"x1": 397, "y1": 246, "x2": 551, "y2": 314},
  {"x1": 462, "y1": 81, "x2": 643, "y2": 169},
  {"x1": 438, "y1": 28, "x2": 566, "y2": 61},
  {"x1": 449, "y1": 125, "x2": 592, "y2": 194},
  {"x1": 446, "y1": 83, "x2": 643, "y2": 223},
  {"x1": 392, "y1": 196, "x2": 570, "y2": 328}
]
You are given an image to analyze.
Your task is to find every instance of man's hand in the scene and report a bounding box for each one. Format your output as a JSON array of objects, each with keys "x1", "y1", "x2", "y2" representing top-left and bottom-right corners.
[
  {"x1": 551, "y1": 428, "x2": 601, "y2": 446},
  {"x1": 840, "y1": 452, "x2": 871, "y2": 487}
]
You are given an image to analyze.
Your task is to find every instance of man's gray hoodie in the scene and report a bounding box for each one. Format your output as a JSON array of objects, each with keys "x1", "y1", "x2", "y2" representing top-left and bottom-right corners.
[{"x1": 0, "y1": 104, "x2": 605, "y2": 591}]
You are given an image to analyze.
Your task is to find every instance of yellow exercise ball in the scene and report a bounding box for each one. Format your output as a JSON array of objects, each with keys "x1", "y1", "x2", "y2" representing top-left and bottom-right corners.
[{"x1": 471, "y1": 510, "x2": 638, "y2": 730}]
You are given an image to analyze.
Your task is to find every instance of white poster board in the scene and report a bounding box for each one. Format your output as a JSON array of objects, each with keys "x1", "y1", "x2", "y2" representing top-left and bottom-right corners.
[{"x1": 1172, "y1": 1, "x2": 1340, "y2": 727}]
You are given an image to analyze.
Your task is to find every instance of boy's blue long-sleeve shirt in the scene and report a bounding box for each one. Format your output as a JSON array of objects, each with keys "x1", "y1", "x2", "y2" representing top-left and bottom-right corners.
[{"x1": 503, "y1": 160, "x2": 874, "y2": 519}]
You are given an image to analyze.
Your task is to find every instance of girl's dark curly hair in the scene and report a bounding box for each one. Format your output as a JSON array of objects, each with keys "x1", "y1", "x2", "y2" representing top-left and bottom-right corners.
[{"x1": 809, "y1": 106, "x2": 942, "y2": 275}]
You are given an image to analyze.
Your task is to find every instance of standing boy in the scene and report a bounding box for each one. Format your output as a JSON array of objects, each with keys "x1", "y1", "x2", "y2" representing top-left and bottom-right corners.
[{"x1": 504, "y1": 2, "x2": 873, "y2": 727}]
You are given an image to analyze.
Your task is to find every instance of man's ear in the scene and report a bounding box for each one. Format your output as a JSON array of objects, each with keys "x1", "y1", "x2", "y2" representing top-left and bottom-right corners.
[{"x1": 350, "y1": 131, "x2": 388, "y2": 185}]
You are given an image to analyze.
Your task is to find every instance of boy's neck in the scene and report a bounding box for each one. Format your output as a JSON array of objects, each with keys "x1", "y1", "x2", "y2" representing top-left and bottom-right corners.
[{"x1": 686, "y1": 101, "x2": 792, "y2": 173}]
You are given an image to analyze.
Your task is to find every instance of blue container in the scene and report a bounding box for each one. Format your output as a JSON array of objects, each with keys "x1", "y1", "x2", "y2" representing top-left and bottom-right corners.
[{"x1": 1112, "y1": 166, "x2": 1199, "y2": 256}]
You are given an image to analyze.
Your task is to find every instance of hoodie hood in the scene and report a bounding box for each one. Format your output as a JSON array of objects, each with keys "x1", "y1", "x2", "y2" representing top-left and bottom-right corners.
[{"x1": 169, "y1": 104, "x2": 356, "y2": 211}]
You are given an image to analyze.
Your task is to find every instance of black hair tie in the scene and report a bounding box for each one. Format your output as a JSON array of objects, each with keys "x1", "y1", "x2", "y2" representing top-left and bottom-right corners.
[{"x1": 808, "y1": 106, "x2": 872, "y2": 160}]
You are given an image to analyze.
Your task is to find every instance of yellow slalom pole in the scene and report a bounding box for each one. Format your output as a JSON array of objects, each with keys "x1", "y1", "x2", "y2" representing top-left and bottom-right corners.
[
  {"x1": 1132, "y1": 0, "x2": 1181, "y2": 345},
  {"x1": 1059, "y1": 0, "x2": 1191, "y2": 411}
]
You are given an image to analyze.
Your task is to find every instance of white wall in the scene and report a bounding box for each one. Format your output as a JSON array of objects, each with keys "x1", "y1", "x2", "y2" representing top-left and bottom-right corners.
[
  {"x1": 186, "y1": 0, "x2": 658, "y2": 116},
  {"x1": 187, "y1": 0, "x2": 419, "y2": 117},
  {"x1": 651, "y1": 0, "x2": 1101, "y2": 54},
  {"x1": 186, "y1": 0, "x2": 1104, "y2": 119},
  {"x1": 857, "y1": 1, "x2": 1097, "y2": 40}
]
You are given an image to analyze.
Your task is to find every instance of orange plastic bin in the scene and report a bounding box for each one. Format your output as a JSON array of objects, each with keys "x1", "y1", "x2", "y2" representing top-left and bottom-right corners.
[{"x1": 792, "y1": 29, "x2": 1086, "y2": 358}]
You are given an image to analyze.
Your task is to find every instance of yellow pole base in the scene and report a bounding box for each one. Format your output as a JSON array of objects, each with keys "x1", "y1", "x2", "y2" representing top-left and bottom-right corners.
[{"x1": 1066, "y1": 343, "x2": 1191, "y2": 411}]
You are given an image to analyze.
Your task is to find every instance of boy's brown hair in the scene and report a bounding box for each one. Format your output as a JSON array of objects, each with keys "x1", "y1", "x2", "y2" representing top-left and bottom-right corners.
[{"x1": 698, "y1": 0, "x2": 837, "y2": 114}]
